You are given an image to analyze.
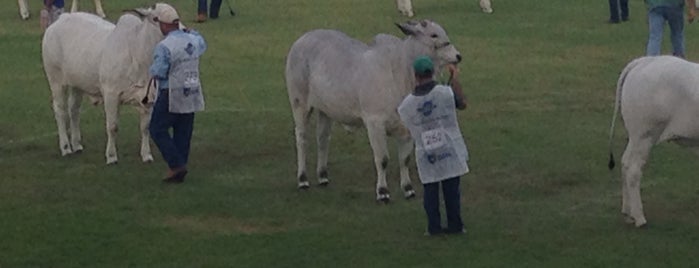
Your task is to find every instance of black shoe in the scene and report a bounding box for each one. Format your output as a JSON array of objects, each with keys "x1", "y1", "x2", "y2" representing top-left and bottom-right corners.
[
  {"x1": 163, "y1": 169, "x2": 187, "y2": 183},
  {"x1": 622, "y1": 17, "x2": 629, "y2": 22},
  {"x1": 607, "y1": 19, "x2": 621, "y2": 24}
]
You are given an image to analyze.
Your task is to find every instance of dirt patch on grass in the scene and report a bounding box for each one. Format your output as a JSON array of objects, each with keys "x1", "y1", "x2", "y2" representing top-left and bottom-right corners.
[{"x1": 160, "y1": 215, "x2": 287, "y2": 235}]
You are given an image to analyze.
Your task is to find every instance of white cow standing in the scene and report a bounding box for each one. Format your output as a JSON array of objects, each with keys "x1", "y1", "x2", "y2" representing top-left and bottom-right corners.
[
  {"x1": 395, "y1": 0, "x2": 493, "y2": 17},
  {"x1": 285, "y1": 20, "x2": 462, "y2": 201},
  {"x1": 18, "y1": 0, "x2": 106, "y2": 20},
  {"x1": 42, "y1": 4, "x2": 177, "y2": 164},
  {"x1": 608, "y1": 55, "x2": 699, "y2": 227}
]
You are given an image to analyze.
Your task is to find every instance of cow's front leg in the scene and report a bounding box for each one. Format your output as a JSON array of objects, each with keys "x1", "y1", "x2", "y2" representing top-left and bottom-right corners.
[
  {"x1": 366, "y1": 119, "x2": 390, "y2": 202},
  {"x1": 18, "y1": 0, "x2": 30, "y2": 20},
  {"x1": 137, "y1": 106, "x2": 154, "y2": 163},
  {"x1": 397, "y1": 130, "x2": 415, "y2": 199},
  {"x1": 70, "y1": 0, "x2": 79, "y2": 13},
  {"x1": 103, "y1": 93, "x2": 120, "y2": 165},
  {"x1": 94, "y1": 0, "x2": 106, "y2": 18}
]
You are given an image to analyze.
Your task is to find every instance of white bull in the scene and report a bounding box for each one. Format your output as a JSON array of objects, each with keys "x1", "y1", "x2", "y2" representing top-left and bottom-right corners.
[
  {"x1": 285, "y1": 20, "x2": 462, "y2": 201},
  {"x1": 395, "y1": 0, "x2": 493, "y2": 17},
  {"x1": 18, "y1": 0, "x2": 106, "y2": 20},
  {"x1": 42, "y1": 4, "x2": 175, "y2": 164},
  {"x1": 608, "y1": 55, "x2": 699, "y2": 227}
]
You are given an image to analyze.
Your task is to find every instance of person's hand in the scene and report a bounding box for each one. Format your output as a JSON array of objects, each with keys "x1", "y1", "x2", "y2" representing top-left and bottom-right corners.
[{"x1": 445, "y1": 64, "x2": 459, "y2": 78}]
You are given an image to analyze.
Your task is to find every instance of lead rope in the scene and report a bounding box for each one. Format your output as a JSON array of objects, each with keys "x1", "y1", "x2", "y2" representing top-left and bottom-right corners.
[{"x1": 141, "y1": 77, "x2": 156, "y2": 105}]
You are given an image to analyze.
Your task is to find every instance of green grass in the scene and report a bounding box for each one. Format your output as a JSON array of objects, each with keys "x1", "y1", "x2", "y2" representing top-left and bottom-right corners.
[{"x1": 1, "y1": 0, "x2": 699, "y2": 267}]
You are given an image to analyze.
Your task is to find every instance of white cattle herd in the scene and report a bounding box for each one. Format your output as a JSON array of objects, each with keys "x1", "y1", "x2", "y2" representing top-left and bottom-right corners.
[
  {"x1": 27, "y1": 1, "x2": 694, "y2": 227},
  {"x1": 18, "y1": 0, "x2": 106, "y2": 19}
]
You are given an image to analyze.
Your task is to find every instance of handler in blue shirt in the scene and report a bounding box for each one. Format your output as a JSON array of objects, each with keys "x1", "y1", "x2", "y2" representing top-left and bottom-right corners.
[{"x1": 149, "y1": 4, "x2": 207, "y2": 183}]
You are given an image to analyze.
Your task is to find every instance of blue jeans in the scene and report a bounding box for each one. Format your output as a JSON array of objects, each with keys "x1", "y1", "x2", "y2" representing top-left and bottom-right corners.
[
  {"x1": 608, "y1": 0, "x2": 629, "y2": 22},
  {"x1": 646, "y1": 6, "x2": 685, "y2": 57},
  {"x1": 198, "y1": 0, "x2": 223, "y2": 18},
  {"x1": 423, "y1": 176, "x2": 463, "y2": 234},
  {"x1": 149, "y1": 89, "x2": 195, "y2": 169}
]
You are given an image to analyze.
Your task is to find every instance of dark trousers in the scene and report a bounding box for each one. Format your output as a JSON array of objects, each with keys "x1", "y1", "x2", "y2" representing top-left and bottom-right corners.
[
  {"x1": 423, "y1": 176, "x2": 463, "y2": 234},
  {"x1": 198, "y1": 0, "x2": 223, "y2": 18},
  {"x1": 609, "y1": 0, "x2": 629, "y2": 22},
  {"x1": 149, "y1": 89, "x2": 195, "y2": 169}
]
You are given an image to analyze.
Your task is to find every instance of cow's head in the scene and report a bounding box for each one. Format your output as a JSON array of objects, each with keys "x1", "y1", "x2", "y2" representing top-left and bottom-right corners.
[
  {"x1": 125, "y1": 3, "x2": 186, "y2": 31},
  {"x1": 396, "y1": 20, "x2": 461, "y2": 67}
]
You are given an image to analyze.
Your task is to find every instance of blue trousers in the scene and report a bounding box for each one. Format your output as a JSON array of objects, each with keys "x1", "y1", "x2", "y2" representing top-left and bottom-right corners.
[
  {"x1": 149, "y1": 89, "x2": 195, "y2": 169},
  {"x1": 423, "y1": 176, "x2": 463, "y2": 234},
  {"x1": 608, "y1": 0, "x2": 629, "y2": 22},
  {"x1": 198, "y1": 0, "x2": 223, "y2": 18},
  {"x1": 646, "y1": 6, "x2": 685, "y2": 58}
]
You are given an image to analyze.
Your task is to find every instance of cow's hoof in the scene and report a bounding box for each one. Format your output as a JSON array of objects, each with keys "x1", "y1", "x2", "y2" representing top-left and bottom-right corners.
[
  {"x1": 142, "y1": 155, "x2": 154, "y2": 163},
  {"x1": 377, "y1": 187, "x2": 390, "y2": 203},
  {"x1": 298, "y1": 181, "x2": 310, "y2": 189},
  {"x1": 318, "y1": 178, "x2": 329, "y2": 187},
  {"x1": 637, "y1": 222, "x2": 649, "y2": 229},
  {"x1": 403, "y1": 185, "x2": 416, "y2": 199},
  {"x1": 404, "y1": 190, "x2": 416, "y2": 199}
]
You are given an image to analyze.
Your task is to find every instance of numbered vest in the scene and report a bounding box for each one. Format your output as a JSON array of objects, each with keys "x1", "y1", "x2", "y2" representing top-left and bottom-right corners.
[
  {"x1": 162, "y1": 33, "x2": 205, "y2": 114},
  {"x1": 398, "y1": 85, "x2": 469, "y2": 184}
]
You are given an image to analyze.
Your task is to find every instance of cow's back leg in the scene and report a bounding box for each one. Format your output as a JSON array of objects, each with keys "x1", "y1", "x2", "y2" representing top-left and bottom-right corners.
[
  {"x1": 620, "y1": 136, "x2": 654, "y2": 227},
  {"x1": 480, "y1": 0, "x2": 493, "y2": 13},
  {"x1": 94, "y1": 0, "x2": 105, "y2": 18},
  {"x1": 137, "y1": 106, "x2": 154, "y2": 163},
  {"x1": 287, "y1": 80, "x2": 312, "y2": 189},
  {"x1": 397, "y1": 130, "x2": 415, "y2": 199},
  {"x1": 49, "y1": 80, "x2": 72, "y2": 156},
  {"x1": 103, "y1": 91, "x2": 120, "y2": 165},
  {"x1": 395, "y1": 0, "x2": 414, "y2": 17},
  {"x1": 316, "y1": 111, "x2": 332, "y2": 186},
  {"x1": 67, "y1": 88, "x2": 83, "y2": 153},
  {"x1": 365, "y1": 119, "x2": 390, "y2": 202},
  {"x1": 18, "y1": 0, "x2": 29, "y2": 19}
]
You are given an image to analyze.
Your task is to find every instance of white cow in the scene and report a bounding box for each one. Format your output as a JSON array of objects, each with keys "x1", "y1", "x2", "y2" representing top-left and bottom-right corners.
[
  {"x1": 608, "y1": 55, "x2": 699, "y2": 227},
  {"x1": 395, "y1": 0, "x2": 493, "y2": 17},
  {"x1": 18, "y1": 0, "x2": 105, "y2": 20},
  {"x1": 285, "y1": 20, "x2": 462, "y2": 201},
  {"x1": 42, "y1": 3, "x2": 177, "y2": 164}
]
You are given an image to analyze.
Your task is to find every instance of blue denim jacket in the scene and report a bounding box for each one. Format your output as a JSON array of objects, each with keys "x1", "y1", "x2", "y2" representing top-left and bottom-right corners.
[{"x1": 149, "y1": 29, "x2": 207, "y2": 90}]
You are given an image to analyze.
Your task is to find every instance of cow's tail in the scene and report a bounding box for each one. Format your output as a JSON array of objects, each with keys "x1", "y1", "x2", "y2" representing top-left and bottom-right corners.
[{"x1": 608, "y1": 58, "x2": 644, "y2": 170}]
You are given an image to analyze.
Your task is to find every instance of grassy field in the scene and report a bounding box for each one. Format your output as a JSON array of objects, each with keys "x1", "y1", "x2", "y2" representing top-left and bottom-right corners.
[{"x1": 1, "y1": 0, "x2": 698, "y2": 266}]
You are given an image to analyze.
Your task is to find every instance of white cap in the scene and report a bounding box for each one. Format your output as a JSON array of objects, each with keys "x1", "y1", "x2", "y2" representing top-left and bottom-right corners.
[{"x1": 155, "y1": 3, "x2": 179, "y2": 24}]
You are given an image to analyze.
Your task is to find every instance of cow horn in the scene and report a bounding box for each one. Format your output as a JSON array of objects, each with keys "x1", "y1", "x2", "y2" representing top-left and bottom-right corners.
[{"x1": 123, "y1": 8, "x2": 147, "y2": 19}]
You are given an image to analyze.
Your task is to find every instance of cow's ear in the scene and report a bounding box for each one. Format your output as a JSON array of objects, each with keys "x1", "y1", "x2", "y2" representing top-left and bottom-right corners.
[{"x1": 396, "y1": 21, "x2": 420, "y2": 36}]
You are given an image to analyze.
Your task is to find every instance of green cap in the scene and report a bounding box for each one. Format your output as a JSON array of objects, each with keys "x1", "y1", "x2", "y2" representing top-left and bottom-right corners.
[{"x1": 413, "y1": 56, "x2": 434, "y2": 76}]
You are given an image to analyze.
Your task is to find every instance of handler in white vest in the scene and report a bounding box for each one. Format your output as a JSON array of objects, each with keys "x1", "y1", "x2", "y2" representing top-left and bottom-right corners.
[
  {"x1": 148, "y1": 3, "x2": 207, "y2": 183},
  {"x1": 398, "y1": 56, "x2": 468, "y2": 235}
]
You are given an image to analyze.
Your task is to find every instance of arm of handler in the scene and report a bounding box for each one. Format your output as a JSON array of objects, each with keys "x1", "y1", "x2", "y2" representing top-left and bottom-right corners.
[{"x1": 447, "y1": 64, "x2": 467, "y2": 110}]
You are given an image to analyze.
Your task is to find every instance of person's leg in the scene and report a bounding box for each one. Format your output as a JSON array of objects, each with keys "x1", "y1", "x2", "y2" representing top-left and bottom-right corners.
[
  {"x1": 620, "y1": 0, "x2": 629, "y2": 21},
  {"x1": 423, "y1": 182, "x2": 442, "y2": 235},
  {"x1": 173, "y1": 113, "x2": 195, "y2": 166},
  {"x1": 197, "y1": 0, "x2": 208, "y2": 22},
  {"x1": 442, "y1": 176, "x2": 464, "y2": 233},
  {"x1": 608, "y1": 0, "x2": 620, "y2": 23},
  {"x1": 149, "y1": 91, "x2": 184, "y2": 170},
  {"x1": 210, "y1": 0, "x2": 222, "y2": 18},
  {"x1": 667, "y1": 5, "x2": 685, "y2": 57},
  {"x1": 646, "y1": 8, "x2": 665, "y2": 56}
]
